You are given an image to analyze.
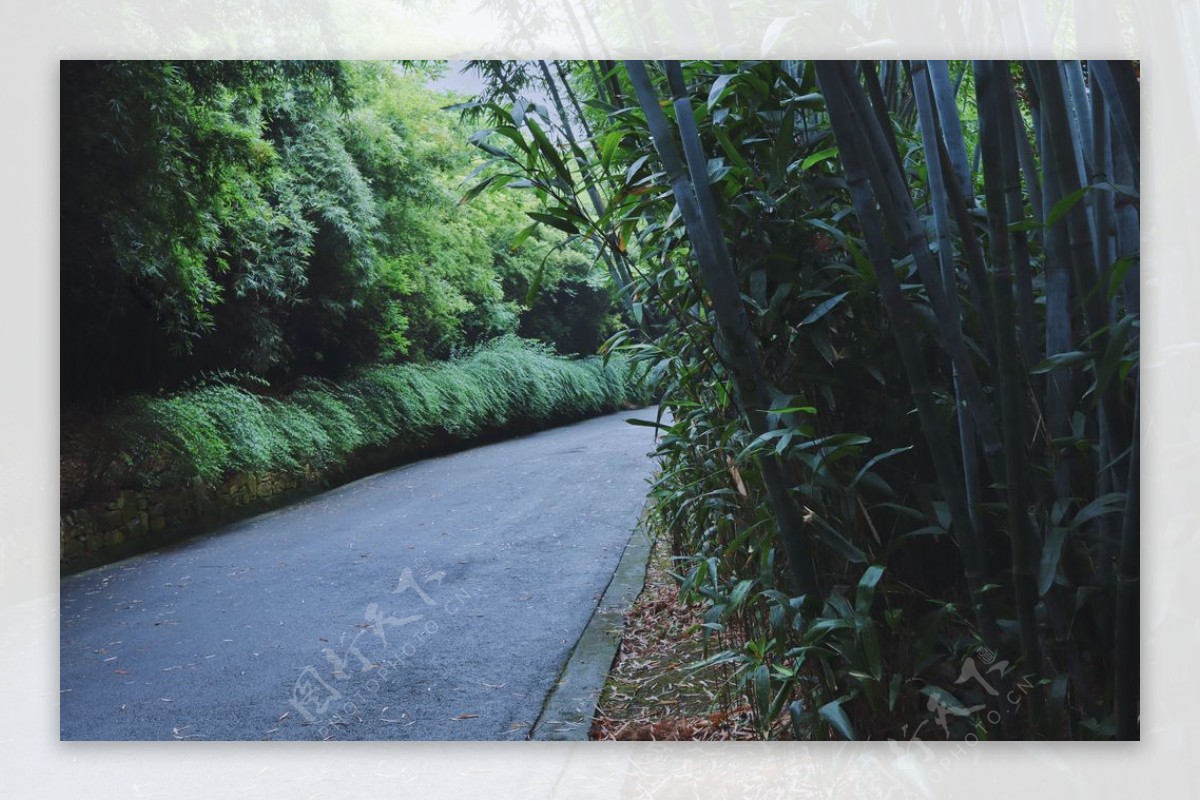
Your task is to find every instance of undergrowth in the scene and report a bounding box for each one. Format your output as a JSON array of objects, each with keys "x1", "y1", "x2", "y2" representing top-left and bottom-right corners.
[{"x1": 89, "y1": 336, "x2": 648, "y2": 494}]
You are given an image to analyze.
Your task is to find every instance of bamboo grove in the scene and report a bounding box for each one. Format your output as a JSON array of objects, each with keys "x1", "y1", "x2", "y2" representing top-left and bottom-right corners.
[{"x1": 465, "y1": 60, "x2": 1140, "y2": 740}]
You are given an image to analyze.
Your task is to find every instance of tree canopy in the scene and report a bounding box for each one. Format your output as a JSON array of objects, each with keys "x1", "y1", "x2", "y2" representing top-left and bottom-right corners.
[{"x1": 61, "y1": 60, "x2": 621, "y2": 404}]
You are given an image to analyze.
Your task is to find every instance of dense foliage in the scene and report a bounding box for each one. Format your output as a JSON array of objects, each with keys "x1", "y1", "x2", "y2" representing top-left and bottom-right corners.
[
  {"x1": 468, "y1": 59, "x2": 1139, "y2": 741},
  {"x1": 69, "y1": 336, "x2": 646, "y2": 500},
  {"x1": 61, "y1": 60, "x2": 622, "y2": 404}
]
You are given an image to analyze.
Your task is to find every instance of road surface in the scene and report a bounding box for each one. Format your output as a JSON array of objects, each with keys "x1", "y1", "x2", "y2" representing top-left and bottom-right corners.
[{"x1": 60, "y1": 407, "x2": 661, "y2": 740}]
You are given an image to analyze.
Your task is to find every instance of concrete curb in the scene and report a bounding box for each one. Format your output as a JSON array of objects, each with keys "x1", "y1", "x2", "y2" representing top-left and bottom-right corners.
[{"x1": 530, "y1": 511, "x2": 653, "y2": 740}]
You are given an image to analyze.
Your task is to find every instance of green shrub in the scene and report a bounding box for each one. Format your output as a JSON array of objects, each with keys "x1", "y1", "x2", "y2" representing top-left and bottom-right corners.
[{"x1": 102, "y1": 336, "x2": 647, "y2": 491}]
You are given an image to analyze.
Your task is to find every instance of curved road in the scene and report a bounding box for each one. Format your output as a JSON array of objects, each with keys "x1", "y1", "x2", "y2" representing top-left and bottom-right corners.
[{"x1": 60, "y1": 407, "x2": 660, "y2": 741}]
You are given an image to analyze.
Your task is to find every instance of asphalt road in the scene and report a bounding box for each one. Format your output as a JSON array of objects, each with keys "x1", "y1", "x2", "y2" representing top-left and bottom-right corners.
[{"x1": 60, "y1": 407, "x2": 661, "y2": 741}]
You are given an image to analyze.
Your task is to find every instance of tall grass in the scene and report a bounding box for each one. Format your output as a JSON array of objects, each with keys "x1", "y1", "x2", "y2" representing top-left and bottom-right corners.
[{"x1": 100, "y1": 336, "x2": 648, "y2": 491}]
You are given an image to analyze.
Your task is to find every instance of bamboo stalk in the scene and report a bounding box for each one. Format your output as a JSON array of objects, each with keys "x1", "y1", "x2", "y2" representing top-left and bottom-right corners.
[
  {"x1": 836, "y1": 62, "x2": 1008, "y2": 484},
  {"x1": 1026, "y1": 67, "x2": 1076, "y2": 502},
  {"x1": 624, "y1": 59, "x2": 820, "y2": 599},
  {"x1": 1064, "y1": 61, "x2": 1095, "y2": 182},
  {"x1": 1111, "y1": 122, "x2": 1140, "y2": 315},
  {"x1": 814, "y1": 62, "x2": 1010, "y2": 679},
  {"x1": 996, "y1": 70, "x2": 1041, "y2": 375},
  {"x1": 1011, "y1": 89, "x2": 1044, "y2": 225},
  {"x1": 975, "y1": 59, "x2": 1047, "y2": 733},
  {"x1": 1028, "y1": 61, "x2": 1130, "y2": 482},
  {"x1": 1087, "y1": 61, "x2": 1140, "y2": 177},
  {"x1": 860, "y1": 61, "x2": 905, "y2": 173},
  {"x1": 928, "y1": 60, "x2": 974, "y2": 203},
  {"x1": 934, "y1": 133, "x2": 1000, "y2": 369},
  {"x1": 909, "y1": 59, "x2": 984, "y2": 537}
]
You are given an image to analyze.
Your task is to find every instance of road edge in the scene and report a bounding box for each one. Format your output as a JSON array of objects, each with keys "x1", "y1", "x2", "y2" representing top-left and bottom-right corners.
[{"x1": 529, "y1": 505, "x2": 653, "y2": 741}]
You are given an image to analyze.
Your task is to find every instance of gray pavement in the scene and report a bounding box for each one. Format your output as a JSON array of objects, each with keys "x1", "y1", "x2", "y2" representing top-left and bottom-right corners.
[{"x1": 59, "y1": 407, "x2": 660, "y2": 741}]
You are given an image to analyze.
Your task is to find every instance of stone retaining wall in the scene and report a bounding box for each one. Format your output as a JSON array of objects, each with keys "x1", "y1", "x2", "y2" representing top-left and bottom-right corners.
[
  {"x1": 59, "y1": 407, "x2": 630, "y2": 573},
  {"x1": 60, "y1": 466, "x2": 322, "y2": 570}
]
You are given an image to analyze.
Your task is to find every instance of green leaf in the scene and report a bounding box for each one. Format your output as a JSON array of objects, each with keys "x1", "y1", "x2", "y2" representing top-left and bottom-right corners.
[
  {"x1": 1007, "y1": 218, "x2": 1041, "y2": 233},
  {"x1": 1106, "y1": 254, "x2": 1136, "y2": 302},
  {"x1": 734, "y1": 428, "x2": 790, "y2": 462},
  {"x1": 851, "y1": 446, "x2": 912, "y2": 490},
  {"x1": 524, "y1": 262, "x2": 545, "y2": 306},
  {"x1": 807, "y1": 508, "x2": 868, "y2": 563},
  {"x1": 818, "y1": 698, "x2": 858, "y2": 740},
  {"x1": 1071, "y1": 492, "x2": 1126, "y2": 528},
  {"x1": 798, "y1": 292, "x2": 849, "y2": 326},
  {"x1": 920, "y1": 685, "x2": 971, "y2": 719},
  {"x1": 1045, "y1": 185, "x2": 1090, "y2": 228},
  {"x1": 509, "y1": 222, "x2": 538, "y2": 252},
  {"x1": 625, "y1": 154, "x2": 651, "y2": 185},
  {"x1": 712, "y1": 125, "x2": 754, "y2": 176},
  {"x1": 888, "y1": 674, "x2": 904, "y2": 712},
  {"x1": 488, "y1": 125, "x2": 530, "y2": 154},
  {"x1": 1031, "y1": 350, "x2": 1093, "y2": 374},
  {"x1": 801, "y1": 146, "x2": 840, "y2": 171},
  {"x1": 1094, "y1": 314, "x2": 1138, "y2": 398},
  {"x1": 524, "y1": 115, "x2": 573, "y2": 189},
  {"x1": 473, "y1": 140, "x2": 516, "y2": 161},
  {"x1": 797, "y1": 433, "x2": 871, "y2": 452},
  {"x1": 707, "y1": 73, "x2": 737, "y2": 110},
  {"x1": 600, "y1": 129, "x2": 624, "y2": 170},
  {"x1": 526, "y1": 211, "x2": 579, "y2": 236},
  {"x1": 855, "y1": 565, "x2": 885, "y2": 616},
  {"x1": 788, "y1": 700, "x2": 807, "y2": 739},
  {"x1": 729, "y1": 579, "x2": 756, "y2": 610},
  {"x1": 458, "y1": 175, "x2": 496, "y2": 204},
  {"x1": 1038, "y1": 526, "x2": 1069, "y2": 596},
  {"x1": 753, "y1": 663, "x2": 772, "y2": 722},
  {"x1": 623, "y1": 417, "x2": 664, "y2": 429}
]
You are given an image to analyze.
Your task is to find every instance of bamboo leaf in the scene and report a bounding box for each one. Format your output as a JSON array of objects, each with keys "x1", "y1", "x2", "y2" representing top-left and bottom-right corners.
[
  {"x1": 600, "y1": 129, "x2": 624, "y2": 170},
  {"x1": 1106, "y1": 254, "x2": 1136, "y2": 302},
  {"x1": 624, "y1": 154, "x2": 651, "y2": 185},
  {"x1": 855, "y1": 565, "x2": 885, "y2": 616},
  {"x1": 1038, "y1": 526, "x2": 1069, "y2": 596},
  {"x1": 525, "y1": 211, "x2": 579, "y2": 235},
  {"x1": 1031, "y1": 350, "x2": 1093, "y2": 374},
  {"x1": 788, "y1": 700, "x2": 807, "y2": 739},
  {"x1": 524, "y1": 262, "x2": 545, "y2": 306},
  {"x1": 754, "y1": 664, "x2": 772, "y2": 723},
  {"x1": 851, "y1": 446, "x2": 913, "y2": 490},
  {"x1": 509, "y1": 222, "x2": 538, "y2": 252},
  {"x1": 807, "y1": 509, "x2": 868, "y2": 564},
  {"x1": 622, "y1": 417, "x2": 663, "y2": 429},
  {"x1": 730, "y1": 579, "x2": 756, "y2": 610},
  {"x1": 707, "y1": 73, "x2": 737, "y2": 110},
  {"x1": 1094, "y1": 314, "x2": 1138, "y2": 398},
  {"x1": 524, "y1": 115, "x2": 573, "y2": 188},
  {"x1": 488, "y1": 125, "x2": 531, "y2": 153},
  {"x1": 1071, "y1": 492, "x2": 1126, "y2": 529},
  {"x1": 801, "y1": 146, "x2": 840, "y2": 171},
  {"x1": 818, "y1": 698, "x2": 858, "y2": 740},
  {"x1": 472, "y1": 140, "x2": 516, "y2": 161},
  {"x1": 458, "y1": 175, "x2": 496, "y2": 204},
  {"x1": 1044, "y1": 185, "x2": 1090, "y2": 228},
  {"x1": 799, "y1": 292, "x2": 850, "y2": 326}
]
